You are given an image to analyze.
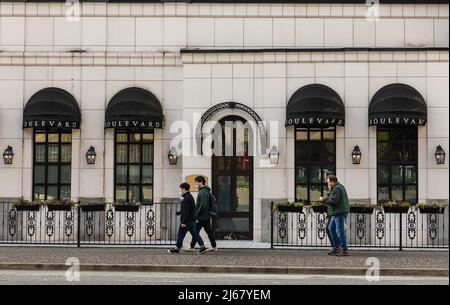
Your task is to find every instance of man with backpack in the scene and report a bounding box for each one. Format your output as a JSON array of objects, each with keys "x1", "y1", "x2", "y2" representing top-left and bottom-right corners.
[{"x1": 186, "y1": 176, "x2": 218, "y2": 252}]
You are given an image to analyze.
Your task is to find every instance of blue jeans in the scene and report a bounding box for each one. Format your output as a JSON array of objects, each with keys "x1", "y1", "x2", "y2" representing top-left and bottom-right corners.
[
  {"x1": 327, "y1": 214, "x2": 348, "y2": 252},
  {"x1": 176, "y1": 222, "x2": 205, "y2": 250}
]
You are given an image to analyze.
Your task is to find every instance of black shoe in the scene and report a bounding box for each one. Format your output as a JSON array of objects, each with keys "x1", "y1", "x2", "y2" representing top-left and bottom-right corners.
[
  {"x1": 328, "y1": 248, "x2": 341, "y2": 256},
  {"x1": 336, "y1": 250, "x2": 350, "y2": 257},
  {"x1": 198, "y1": 247, "x2": 208, "y2": 255},
  {"x1": 168, "y1": 248, "x2": 180, "y2": 254}
]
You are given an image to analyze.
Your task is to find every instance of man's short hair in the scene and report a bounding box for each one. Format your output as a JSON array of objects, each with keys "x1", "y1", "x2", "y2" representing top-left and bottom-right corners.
[
  {"x1": 194, "y1": 176, "x2": 206, "y2": 185},
  {"x1": 179, "y1": 183, "x2": 190, "y2": 191},
  {"x1": 327, "y1": 175, "x2": 338, "y2": 183}
]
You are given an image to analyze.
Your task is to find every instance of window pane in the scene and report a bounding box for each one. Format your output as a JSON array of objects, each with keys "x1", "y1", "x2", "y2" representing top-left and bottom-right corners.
[
  {"x1": 404, "y1": 166, "x2": 417, "y2": 184},
  {"x1": 142, "y1": 144, "x2": 153, "y2": 163},
  {"x1": 323, "y1": 131, "x2": 335, "y2": 140},
  {"x1": 309, "y1": 131, "x2": 321, "y2": 141},
  {"x1": 128, "y1": 185, "x2": 140, "y2": 203},
  {"x1": 296, "y1": 185, "x2": 308, "y2": 202},
  {"x1": 142, "y1": 185, "x2": 153, "y2": 204},
  {"x1": 308, "y1": 141, "x2": 321, "y2": 162},
  {"x1": 142, "y1": 133, "x2": 154, "y2": 142},
  {"x1": 115, "y1": 185, "x2": 127, "y2": 202},
  {"x1": 377, "y1": 130, "x2": 389, "y2": 141},
  {"x1": 34, "y1": 186, "x2": 45, "y2": 201},
  {"x1": 216, "y1": 157, "x2": 231, "y2": 170},
  {"x1": 217, "y1": 176, "x2": 231, "y2": 212},
  {"x1": 35, "y1": 145, "x2": 46, "y2": 162},
  {"x1": 48, "y1": 144, "x2": 59, "y2": 163},
  {"x1": 323, "y1": 142, "x2": 335, "y2": 163},
  {"x1": 129, "y1": 144, "x2": 140, "y2": 163},
  {"x1": 392, "y1": 142, "x2": 403, "y2": 162},
  {"x1": 116, "y1": 165, "x2": 127, "y2": 184},
  {"x1": 377, "y1": 166, "x2": 389, "y2": 184},
  {"x1": 392, "y1": 185, "x2": 403, "y2": 202},
  {"x1": 296, "y1": 131, "x2": 308, "y2": 141},
  {"x1": 377, "y1": 142, "x2": 390, "y2": 162},
  {"x1": 322, "y1": 167, "x2": 335, "y2": 183},
  {"x1": 310, "y1": 166, "x2": 321, "y2": 183},
  {"x1": 61, "y1": 144, "x2": 71, "y2": 162},
  {"x1": 47, "y1": 186, "x2": 58, "y2": 201},
  {"x1": 61, "y1": 165, "x2": 71, "y2": 184},
  {"x1": 404, "y1": 142, "x2": 417, "y2": 162},
  {"x1": 295, "y1": 142, "x2": 307, "y2": 163},
  {"x1": 60, "y1": 186, "x2": 71, "y2": 201},
  {"x1": 236, "y1": 176, "x2": 250, "y2": 212},
  {"x1": 116, "y1": 133, "x2": 128, "y2": 143},
  {"x1": 129, "y1": 165, "x2": 140, "y2": 184},
  {"x1": 34, "y1": 166, "x2": 46, "y2": 184},
  {"x1": 142, "y1": 166, "x2": 153, "y2": 184},
  {"x1": 310, "y1": 185, "x2": 322, "y2": 202},
  {"x1": 116, "y1": 144, "x2": 128, "y2": 163},
  {"x1": 48, "y1": 166, "x2": 59, "y2": 184},
  {"x1": 391, "y1": 166, "x2": 403, "y2": 184},
  {"x1": 61, "y1": 134, "x2": 72, "y2": 143},
  {"x1": 130, "y1": 133, "x2": 141, "y2": 142},
  {"x1": 378, "y1": 186, "x2": 390, "y2": 203},
  {"x1": 35, "y1": 133, "x2": 46, "y2": 143},
  {"x1": 48, "y1": 134, "x2": 59, "y2": 143},
  {"x1": 296, "y1": 166, "x2": 308, "y2": 184},
  {"x1": 404, "y1": 186, "x2": 417, "y2": 203}
]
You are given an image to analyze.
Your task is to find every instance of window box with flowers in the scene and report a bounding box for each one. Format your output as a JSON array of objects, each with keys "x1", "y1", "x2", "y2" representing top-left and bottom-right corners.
[
  {"x1": 380, "y1": 201, "x2": 411, "y2": 214},
  {"x1": 14, "y1": 199, "x2": 41, "y2": 211},
  {"x1": 350, "y1": 204, "x2": 375, "y2": 214},
  {"x1": 274, "y1": 202, "x2": 305, "y2": 213},
  {"x1": 416, "y1": 203, "x2": 446, "y2": 214},
  {"x1": 311, "y1": 201, "x2": 328, "y2": 213},
  {"x1": 80, "y1": 203, "x2": 106, "y2": 212},
  {"x1": 113, "y1": 203, "x2": 141, "y2": 212},
  {"x1": 45, "y1": 200, "x2": 76, "y2": 212}
]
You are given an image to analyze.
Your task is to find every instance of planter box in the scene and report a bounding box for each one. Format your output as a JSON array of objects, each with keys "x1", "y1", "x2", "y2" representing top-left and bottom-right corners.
[
  {"x1": 350, "y1": 206, "x2": 375, "y2": 214},
  {"x1": 277, "y1": 206, "x2": 303, "y2": 213},
  {"x1": 311, "y1": 205, "x2": 328, "y2": 213},
  {"x1": 15, "y1": 205, "x2": 40, "y2": 212},
  {"x1": 46, "y1": 204, "x2": 73, "y2": 212},
  {"x1": 383, "y1": 206, "x2": 410, "y2": 213},
  {"x1": 80, "y1": 204, "x2": 106, "y2": 212},
  {"x1": 114, "y1": 205, "x2": 140, "y2": 212},
  {"x1": 418, "y1": 207, "x2": 446, "y2": 214}
]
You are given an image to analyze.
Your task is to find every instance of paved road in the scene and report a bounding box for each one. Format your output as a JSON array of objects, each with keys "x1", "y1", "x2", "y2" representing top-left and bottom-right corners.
[{"x1": 0, "y1": 270, "x2": 447, "y2": 285}]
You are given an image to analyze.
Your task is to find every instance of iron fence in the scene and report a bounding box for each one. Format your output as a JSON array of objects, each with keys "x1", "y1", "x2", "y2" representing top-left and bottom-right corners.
[
  {"x1": 0, "y1": 202, "x2": 180, "y2": 246},
  {"x1": 271, "y1": 203, "x2": 449, "y2": 250}
]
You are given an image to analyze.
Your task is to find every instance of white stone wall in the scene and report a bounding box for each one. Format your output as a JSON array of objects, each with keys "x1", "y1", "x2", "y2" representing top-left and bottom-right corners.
[{"x1": 0, "y1": 2, "x2": 448, "y2": 241}]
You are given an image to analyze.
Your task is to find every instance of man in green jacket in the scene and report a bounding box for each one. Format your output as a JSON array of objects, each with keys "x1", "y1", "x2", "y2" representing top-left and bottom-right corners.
[
  {"x1": 188, "y1": 176, "x2": 218, "y2": 252},
  {"x1": 320, "y1": 175, "x2": 350, "y2": 256}
]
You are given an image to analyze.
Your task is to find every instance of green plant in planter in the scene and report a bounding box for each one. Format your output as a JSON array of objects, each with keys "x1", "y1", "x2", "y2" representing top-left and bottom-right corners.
[
  {"x1": 415, "y1": 203, "x2": 446, "y2": 214},
  {"x1": 14, "y1": 198, "x2": 42, "y2": 211},
  {"x1": 274, "y1": 201, "x2": 305, "y2": 213},
  {"x1": 379, "y1": 201, "x2": 411, "y2": 213},
  {"x1": 350, "y1": 203, "x2": 375, "y2": 214},
  {"x1": 310, "y1": 201, "x2": 328, "y2": 213},
  {"x1": 44, "y1": 200, "x2": 77, "y2": 211},
  {"x1": 113, "y1": 202, "x2": 142, "y2": 212}
]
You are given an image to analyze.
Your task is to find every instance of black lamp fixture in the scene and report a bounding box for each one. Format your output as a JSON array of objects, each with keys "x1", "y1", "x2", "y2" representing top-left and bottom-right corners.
[
  {"x1": 3, "y1": 146, "x2": 14, "y2": 165},
  {"x1": 168, "y1": 147, "x2": 178, "y2": 165},
  {"x1": 269, "y1": 146, "x2": 280, "y2": 165},
  {"x1": 352, "y1": 145, "x2": 362, "y2": 165},
  {"x1": 435, "y1": 145, "x2": 446, "y2": 165},
  {"x1": 86, "y1": 146, "x2": 97, "y2": 165}
]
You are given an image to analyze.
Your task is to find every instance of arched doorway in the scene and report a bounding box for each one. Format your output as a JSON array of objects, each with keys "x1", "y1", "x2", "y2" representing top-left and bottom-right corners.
[{"x1": 212, "y1": 116, "x2": 254, "y2": 240}]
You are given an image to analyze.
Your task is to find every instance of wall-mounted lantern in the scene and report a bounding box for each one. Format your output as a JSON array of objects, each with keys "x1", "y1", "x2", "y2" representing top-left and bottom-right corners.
[
  {"x1": 168, "y1": 147, "x2": 178, "y2": 165},
  {"x1": 3, "y1": 146, "x2": 14, "y2": 165},
  {"x1": 352, "y1": 145, "x2": 362, "y2": 165},
  {"x1": 269, "y1": 146, "x2": 280, "y2": 165},
  {"x1": 86, "y1": 146, "x2": 97, "y2": 165},
  {"x1": 435, "y1": 145, "x2": 446, "y2": 165}
]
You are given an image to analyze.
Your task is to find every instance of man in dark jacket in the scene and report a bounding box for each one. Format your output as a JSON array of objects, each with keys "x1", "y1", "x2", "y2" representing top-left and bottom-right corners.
[
  {"x1": 169, "y1": 183, "x2": 207, "y2": 254},
  {"x1": 187, "y1": 176, "x2": 217, "y2": 252},
  {"x1": 320, "y1": 175, "x2": 350, "y2": 256}
]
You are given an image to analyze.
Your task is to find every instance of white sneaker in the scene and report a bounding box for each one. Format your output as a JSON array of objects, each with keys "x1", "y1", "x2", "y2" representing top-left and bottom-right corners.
[
  {"x1": 184, "y1": 247, "x2": 195, "y2": 252},
  {"x1": 206, "y1": 247, "x2": 218, "y2": 252}
]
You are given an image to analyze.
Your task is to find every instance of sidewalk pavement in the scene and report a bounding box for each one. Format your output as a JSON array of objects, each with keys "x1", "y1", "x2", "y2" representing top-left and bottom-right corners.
[{"x1": 0, "y1": 247, "x2": 448, "y2": 277}]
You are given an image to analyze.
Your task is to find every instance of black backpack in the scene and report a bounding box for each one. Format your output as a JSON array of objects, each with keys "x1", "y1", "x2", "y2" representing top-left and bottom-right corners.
[{"x1": 209, "y1": 192, "x2": 219, "y2": 216}]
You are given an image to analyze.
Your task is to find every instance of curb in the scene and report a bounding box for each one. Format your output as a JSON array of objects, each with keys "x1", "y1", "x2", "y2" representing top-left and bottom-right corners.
[{"x1": 0, "y1": 263, "x2": 447, "y2": 277}]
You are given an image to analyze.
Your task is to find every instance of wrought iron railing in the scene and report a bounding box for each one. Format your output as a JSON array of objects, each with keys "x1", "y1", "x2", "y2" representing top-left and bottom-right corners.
[
  {"x1": 271, "y1": 203, "x2": 449, "y2": 250},
  {"x1": 0, "y1": 202, "x2": 180, "y2": 246}
]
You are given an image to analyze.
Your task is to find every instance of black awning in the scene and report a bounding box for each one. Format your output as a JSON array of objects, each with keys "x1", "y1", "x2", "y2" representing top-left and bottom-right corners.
[
  {"x1": 286, "y1": 84, "x2": 345, "y2": 127},
  {"x1": 369, "y1": 84, "x2": 427, "y2": 126},
  {"x1": 105, "y1": 87, "x2": 163, "y2": 130},
  {"x1": 23, "y1": 88, "x2": 81, "y2": 129}
]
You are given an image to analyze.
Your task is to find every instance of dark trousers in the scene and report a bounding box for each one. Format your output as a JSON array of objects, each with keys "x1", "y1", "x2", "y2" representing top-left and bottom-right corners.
[
  {"x1": 176, "y1": 222, "x2": 205, "y2": 250},
  {"x1": 190, "y1": 219, "x2": 217, "y2": 248}
]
